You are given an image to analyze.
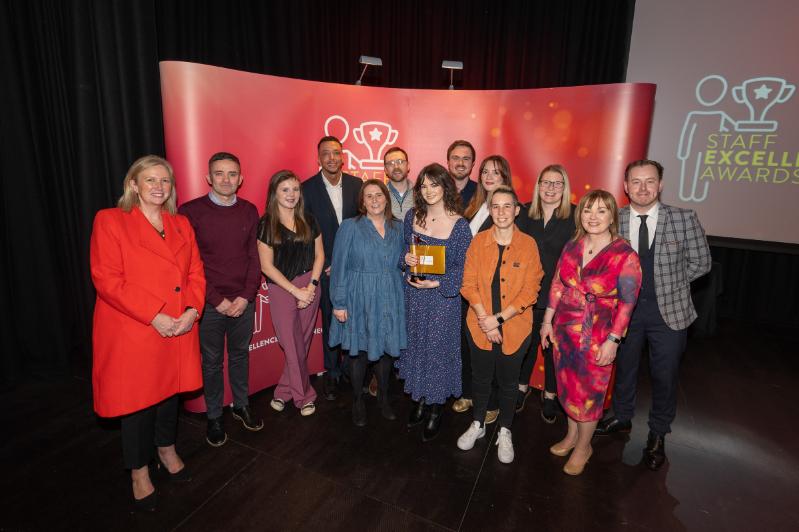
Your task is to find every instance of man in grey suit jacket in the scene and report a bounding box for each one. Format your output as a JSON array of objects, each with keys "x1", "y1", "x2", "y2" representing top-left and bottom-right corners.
[
  {"x1": 303, "y1": 136, "x2": 362, "y2": 400},
  {"x1": 595, "y1": 159, "x2": 711, "y2": 471}
]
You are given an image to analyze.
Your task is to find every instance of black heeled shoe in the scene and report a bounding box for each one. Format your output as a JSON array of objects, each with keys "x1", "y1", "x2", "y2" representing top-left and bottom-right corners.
[
  {"x1": 132, "y1": 489, "x2": 157, "y2": 513},
  {"x1": 408, "y1": 398, "x2": 427, "y2": 427},
  {"x1": 156, "y1": 458, "x2": 192, "y2": 483},
  {"x1": 422, "y1": 404, "x2": 443, "y2": 442}
]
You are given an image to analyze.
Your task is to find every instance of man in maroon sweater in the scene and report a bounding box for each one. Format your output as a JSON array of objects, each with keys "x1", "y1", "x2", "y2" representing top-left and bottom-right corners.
[{"x1": 179, "y1": 152, "x2": 263, "y2": 447}]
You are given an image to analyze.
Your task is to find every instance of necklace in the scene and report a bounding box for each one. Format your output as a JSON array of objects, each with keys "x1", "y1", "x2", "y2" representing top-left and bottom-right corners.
[
  {"x1": 142, "y1": 210, "x2": 164, "y2": 237},
  {"x1": 586, "y1": 237, "x2": 612, "y2": 255}
]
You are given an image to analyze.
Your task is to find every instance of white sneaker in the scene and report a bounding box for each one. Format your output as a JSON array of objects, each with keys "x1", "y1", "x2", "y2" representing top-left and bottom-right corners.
[
  {"x1": 457, "y1": 421, "x2": 486, "y2": 450},
  {"x1": 496, "y1": 427, "x2": 514, "y2": 463}
]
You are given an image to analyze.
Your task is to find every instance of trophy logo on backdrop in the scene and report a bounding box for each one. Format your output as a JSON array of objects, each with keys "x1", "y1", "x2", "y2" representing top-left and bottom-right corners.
[
  {"x1": 677, "y1": 74, "x2": 797, "y2": 202},
  {"x1": 324, "y1": 115, "x2": 400, "y2": 178}
]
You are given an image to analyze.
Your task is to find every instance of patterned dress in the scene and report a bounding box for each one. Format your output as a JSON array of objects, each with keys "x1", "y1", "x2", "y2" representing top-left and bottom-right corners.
[
  {"x1": 328, "y1": 216, "x2": 406, "y2": 361},
  {"x1": 397, "y1": 210, "x2": 472, "y2": 404},
  {"x1": 549, "y1": 238, "x2": 641, "y2": 421}
]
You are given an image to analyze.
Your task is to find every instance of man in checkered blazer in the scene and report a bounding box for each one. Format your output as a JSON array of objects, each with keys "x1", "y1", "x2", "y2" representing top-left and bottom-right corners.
[{"x1": 595, "y1": 159, "x2": 711, "y2": 471}]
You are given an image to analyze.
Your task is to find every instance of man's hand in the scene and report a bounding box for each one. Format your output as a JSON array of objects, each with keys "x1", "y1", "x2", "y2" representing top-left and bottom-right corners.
[
  {"x1": 227, "y1": 297, "x2": 249, "y2": 318},
  {"x1": 215, "y1": 298, "x2": 233, "y2": 316}
]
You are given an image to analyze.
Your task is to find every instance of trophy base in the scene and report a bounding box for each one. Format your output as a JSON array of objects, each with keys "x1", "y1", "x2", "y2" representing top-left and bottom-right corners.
[{"x1": 735, "y1": 121, "x2": 777, "y2": 132}]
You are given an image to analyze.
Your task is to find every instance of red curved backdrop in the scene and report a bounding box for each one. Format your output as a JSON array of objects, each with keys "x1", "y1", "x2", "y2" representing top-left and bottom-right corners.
[{"x1": 160, "y1": 61, "x2": 655, "y2": 412}]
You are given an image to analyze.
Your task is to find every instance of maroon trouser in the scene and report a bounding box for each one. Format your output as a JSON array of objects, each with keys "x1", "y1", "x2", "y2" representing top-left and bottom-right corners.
[{"x1": 268, "y1": 271, "x2": 319, "y2": 408}]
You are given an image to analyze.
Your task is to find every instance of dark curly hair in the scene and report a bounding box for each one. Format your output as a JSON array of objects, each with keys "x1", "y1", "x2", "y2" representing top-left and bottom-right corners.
[{"x1": 412, "y1": 163, "x2": 462, "y2": 228}]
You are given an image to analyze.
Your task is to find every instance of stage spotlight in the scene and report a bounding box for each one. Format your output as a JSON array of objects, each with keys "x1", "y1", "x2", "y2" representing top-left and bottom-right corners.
[
  {"x1": 356, "y1": 55, "x2": 383, "y2": 86},
  {"x1": 442, "y1": 60, "x2": 463, "y2": 90}
]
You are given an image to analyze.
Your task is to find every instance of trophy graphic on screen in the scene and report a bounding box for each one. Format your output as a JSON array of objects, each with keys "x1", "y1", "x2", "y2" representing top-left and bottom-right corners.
[
  {"x1": 732, "y1": 77, "x2": 795, "y2": 132},
  {"x1": 323, "y1": 115, "x2": 400, "y2": 171}
]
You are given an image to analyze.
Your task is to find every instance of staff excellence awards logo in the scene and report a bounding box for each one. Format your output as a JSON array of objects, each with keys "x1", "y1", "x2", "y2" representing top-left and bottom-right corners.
[{"x1": 677, "y1": 75, "x2": 797, "y2": 202}]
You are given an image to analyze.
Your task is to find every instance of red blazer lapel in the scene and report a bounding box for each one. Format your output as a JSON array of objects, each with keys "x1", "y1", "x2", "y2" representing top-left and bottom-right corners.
[{"x1": 133, "y1": 208, "x2": 180, "y2": 267}]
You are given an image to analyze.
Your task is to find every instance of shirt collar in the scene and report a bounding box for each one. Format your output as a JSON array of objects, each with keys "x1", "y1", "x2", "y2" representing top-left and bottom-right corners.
[
  {"x1": 635, "y1": 202, "x2": 659, "y2": 219},
  {"x1": 208, "y1": 190, "x2": 237, "y2": 206},
  {"x1": 322, "y1": 172, "x2": 343, "y2": 189},
  {"x1": 484, "y1": 225, "x2": 516, "y2": 247}
]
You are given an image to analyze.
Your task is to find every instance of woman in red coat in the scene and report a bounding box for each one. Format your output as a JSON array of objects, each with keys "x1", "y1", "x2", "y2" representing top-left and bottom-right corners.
[{"x1": 90, "y1": 155, "x2": 206, "y2": 509}]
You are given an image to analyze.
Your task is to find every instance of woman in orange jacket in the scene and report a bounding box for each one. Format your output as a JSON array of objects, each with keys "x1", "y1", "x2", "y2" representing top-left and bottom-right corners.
[
  {"x1": 90, "y1": 155, "x2": 206, "y2": 510},
  {"x1": 458, "y1": 186, "x2": 543, "y2": 464}
]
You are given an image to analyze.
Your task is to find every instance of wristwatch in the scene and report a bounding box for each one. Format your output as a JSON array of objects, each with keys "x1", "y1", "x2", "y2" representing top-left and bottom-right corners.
[
  {"x1": 608, "y1": 334, "x2": 621, "y2": 344},
  {"x1": 495, "y1": 314, "x2": 505, "y2": 325},
  {"x1": 311, "y1": 278, "x2": 319, "y2": 286}
]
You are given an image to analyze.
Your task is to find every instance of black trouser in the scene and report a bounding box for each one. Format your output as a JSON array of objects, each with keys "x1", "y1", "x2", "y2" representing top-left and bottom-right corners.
[
  {"x1": 469, "y1": 335, "x2": 531, "y2": 429},
  {"x1": 349, "y1": 352, "x2": 392, "y2": 400},
  {"x1": 199, "y1": 302, "x2": 255, "y2": 419},
  {"x1": 120, "y1": 395, "x2": 178, "y2": 469},
  {"x1": 612, "y1": 297, "x2": 687, "y2": 436},
  {"x1": 320, "y1": 273, "x2": 344, "y2": 379},
  {"x1": 518, "y1": 308, "x2": 556, "y2": 393},
  {"x1": 460, "y1": 298, "x2": 499, "y2": 408}
]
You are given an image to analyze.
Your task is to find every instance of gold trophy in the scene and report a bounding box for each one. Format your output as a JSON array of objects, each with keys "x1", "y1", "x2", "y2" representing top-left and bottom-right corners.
[{"x1": 410, "y1": 234, "x2": 446, "y2": 282}]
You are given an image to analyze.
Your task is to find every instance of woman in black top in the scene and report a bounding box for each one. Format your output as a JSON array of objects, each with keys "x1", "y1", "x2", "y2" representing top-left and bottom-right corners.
[
  {"x1": 518, "y1": 164, "x2": 576, "y2": 422},
  {"x1": 257, "y1": 170, "x2": 324, "y2": 417}
]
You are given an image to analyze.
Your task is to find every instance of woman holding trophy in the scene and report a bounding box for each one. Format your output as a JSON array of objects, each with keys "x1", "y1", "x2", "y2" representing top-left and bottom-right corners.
[{"x1": 399, "y1": 163, "x2": 472, "y2": 442}]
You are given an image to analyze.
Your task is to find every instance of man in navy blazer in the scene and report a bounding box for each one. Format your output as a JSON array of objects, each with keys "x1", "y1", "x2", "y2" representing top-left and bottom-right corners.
[
  {"x1": 303, "y1": 136, "x2": 362, "y2": 400},
  {"x1": 595, "y1": 159, "x2": 711, "y2": 471}
]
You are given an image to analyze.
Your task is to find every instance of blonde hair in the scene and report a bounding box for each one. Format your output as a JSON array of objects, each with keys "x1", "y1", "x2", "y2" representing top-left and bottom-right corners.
[
  {"x1": 572, "y1": 189, "x2": 619, "y2": 241},
  {"x1": 528, "y1": 164, "x2": 572, "y2": 220},
  {"x1": 117, "y1": 155, "x2": 177, "y2": 214}
]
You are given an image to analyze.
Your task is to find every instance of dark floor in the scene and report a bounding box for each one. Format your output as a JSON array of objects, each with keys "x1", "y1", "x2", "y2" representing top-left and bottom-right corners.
[{"x1": 3, "y1": 318, "x2": 798, "y2": 532}]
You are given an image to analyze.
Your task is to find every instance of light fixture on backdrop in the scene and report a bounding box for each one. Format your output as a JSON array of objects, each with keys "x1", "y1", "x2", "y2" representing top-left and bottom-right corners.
[
  {"x1": 442, "y1": 60, "x2": 463, "y2": 90},
  {"x1": 355, "y1": 55, "x2": 383, "y2": 86}
]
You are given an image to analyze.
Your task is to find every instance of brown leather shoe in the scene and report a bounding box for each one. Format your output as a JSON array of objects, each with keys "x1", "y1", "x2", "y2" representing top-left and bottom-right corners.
[
  {"x1": 452, "y1": 398, "x2": 472, "y2": 413},
  {"x1": 484, "y1": 409, "x2": 499, "y2": 425}
]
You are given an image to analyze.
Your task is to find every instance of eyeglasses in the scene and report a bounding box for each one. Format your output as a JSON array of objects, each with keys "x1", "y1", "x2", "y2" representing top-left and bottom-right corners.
[
  {"x1": 385, "y1": 159, "x2": 408, "y2": 167},
  {"x1": 539, "y1": 180, "x2": 565, "y2": 189}
]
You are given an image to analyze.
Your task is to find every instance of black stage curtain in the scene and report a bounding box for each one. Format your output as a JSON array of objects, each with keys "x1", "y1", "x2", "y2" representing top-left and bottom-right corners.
[
  {"x1": 1, "y1": 0, "x2": 165, "y2": 386},
  {"x1": 4, "y1": 0, "x2": 794, "y2": 386},
  {"x1": 154, "y1": 0, "x2": 634, "y2": 89},
  {"x1": 0, "y1": 0, "x2": 636, "y2": 385}
]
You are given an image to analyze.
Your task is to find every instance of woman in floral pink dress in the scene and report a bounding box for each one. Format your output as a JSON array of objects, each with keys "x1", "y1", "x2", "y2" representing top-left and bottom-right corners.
[{"x1": 541, "y1": 190, "x2": 641, "y2": 476}]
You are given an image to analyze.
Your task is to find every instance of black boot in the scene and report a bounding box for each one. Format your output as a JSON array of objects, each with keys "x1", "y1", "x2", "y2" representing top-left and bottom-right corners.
[
  {"x1": 540, "y1": 391, "x2": 558, "y2": 424},
  {"x1": 408, "y1": 398, "x2": 427, "y2": 427},
  {"x1": 352, "y1": 395, "x2": 367, "y2": 427},
  {"x1": 422, "y1": 403, "x2": 443, "y2": 442},
  {"x1": 643, "y1": 432, "x2": 666, "y2": 471},
  {"x1": 376, "y1": 355, "x2": 396, "y2": 420}
]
